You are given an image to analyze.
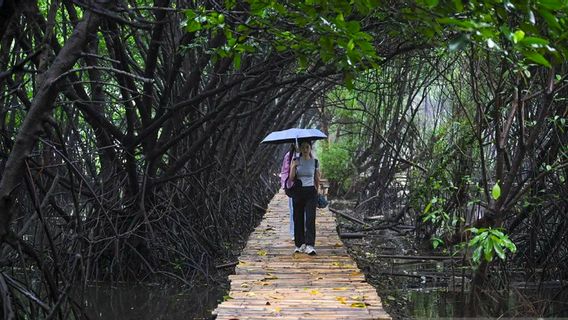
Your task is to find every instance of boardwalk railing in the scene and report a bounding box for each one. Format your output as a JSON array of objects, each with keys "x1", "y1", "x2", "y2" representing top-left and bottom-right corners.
[{"x1": 213, "y1": 191, "x2": 391, "y2": 319}]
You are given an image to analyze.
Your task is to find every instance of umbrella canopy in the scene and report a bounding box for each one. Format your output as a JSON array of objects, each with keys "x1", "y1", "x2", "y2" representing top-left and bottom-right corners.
[{"x1": 261, "y1": 128, "x2": 327, "y2": 144}]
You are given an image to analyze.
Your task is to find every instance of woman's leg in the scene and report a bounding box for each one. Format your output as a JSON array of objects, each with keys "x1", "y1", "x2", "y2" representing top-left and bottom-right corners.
[
  {"x1": 288, "y1": 197, "x2": 294, "y2": 238},
  {"x1": 304, "y1": 187, "x2": 318, "y2": 246},
  {"x1": 292, "y1": 190, "x2": 307, "y2": 248}
]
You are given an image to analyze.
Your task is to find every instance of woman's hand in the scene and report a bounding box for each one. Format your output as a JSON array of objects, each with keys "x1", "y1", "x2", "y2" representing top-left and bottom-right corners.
[
  {"x1": 289, "y1": 158, "x2": 298, "y2": 179},
  {"x1": 290, "y1": 158, "x2": 298, "y2": 169}
]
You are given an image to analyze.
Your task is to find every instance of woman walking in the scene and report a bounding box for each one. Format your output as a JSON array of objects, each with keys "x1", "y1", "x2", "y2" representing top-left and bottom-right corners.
[
  {"x1": 280, "y1": 144, "x2": 296, "y2": 240},
  {"x1": 289, "y1": 140, "x2": 320, "y2": 255}
]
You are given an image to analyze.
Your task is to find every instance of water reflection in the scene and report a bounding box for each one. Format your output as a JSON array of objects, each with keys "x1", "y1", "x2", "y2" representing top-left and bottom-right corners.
[{"x1": 84, "y1": 283, "x2": 224, "y2": 320}]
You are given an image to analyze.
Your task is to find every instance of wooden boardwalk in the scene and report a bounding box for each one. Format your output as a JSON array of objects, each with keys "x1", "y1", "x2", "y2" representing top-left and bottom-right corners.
[{"x1": 213, "y1": 192, "x2": 391, "y2": 320}]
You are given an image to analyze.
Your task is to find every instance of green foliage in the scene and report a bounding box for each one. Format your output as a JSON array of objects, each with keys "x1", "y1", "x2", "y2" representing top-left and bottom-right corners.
[
  {"x1": 468, "y1": 227, "x2": 517, "y2": 264},
  {"x1": 183, "y1": 0, "x2": 380, "y2": 76},
  {"x1": 491, "y1": 181, "x2": 501, "y2": 200},
  {"x1": 419, "y1": 0, "x2": 568, "y2": 67},
  {"x1": 317, "y1": 141, "x2": 354, "y2": 192},
  {"x1": 182, "y1": 0, "x2": 568, "y2": 77},
  {"x1": 410, "y1": 119, "x2": 480, "y2": 251}
]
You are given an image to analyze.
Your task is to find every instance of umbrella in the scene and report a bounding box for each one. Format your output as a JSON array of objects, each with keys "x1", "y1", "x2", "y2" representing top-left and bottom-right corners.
[{"x1": 261, "y1": 128, "x2": 327, "y2": 145}]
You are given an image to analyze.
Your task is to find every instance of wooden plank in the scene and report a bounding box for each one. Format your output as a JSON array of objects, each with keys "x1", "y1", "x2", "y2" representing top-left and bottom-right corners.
[{"x1": 212, "y1": 191, "x2": 392, "y2": 320}]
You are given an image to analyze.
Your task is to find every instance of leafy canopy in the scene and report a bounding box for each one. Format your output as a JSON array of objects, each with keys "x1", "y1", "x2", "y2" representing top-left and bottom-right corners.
[{"x1": 183, "y1": 0, "x2": 568, "y2": 75}]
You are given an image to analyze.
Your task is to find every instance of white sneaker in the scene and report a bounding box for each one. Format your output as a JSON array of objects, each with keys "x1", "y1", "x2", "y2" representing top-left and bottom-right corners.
[
  {"x1": 305, "y1": 245, "x2": 316, "y2": 255},
  {"x1": 299, "y1": 244, "x2": 306, "y2": 252},
  {"x1": 294, "y1": 246, "x2": 303, "y2": 253}
]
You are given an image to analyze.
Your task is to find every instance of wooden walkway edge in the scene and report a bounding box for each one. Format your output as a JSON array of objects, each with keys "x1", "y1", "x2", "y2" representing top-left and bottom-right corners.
[{"x1": 212, "y1": 192, "x2": 392, "y2": 319}]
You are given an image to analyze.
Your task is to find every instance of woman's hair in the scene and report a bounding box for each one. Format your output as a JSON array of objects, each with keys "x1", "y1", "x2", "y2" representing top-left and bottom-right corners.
[{"x1": 299, "y1": 140, "x2": 315, "y2": 159}]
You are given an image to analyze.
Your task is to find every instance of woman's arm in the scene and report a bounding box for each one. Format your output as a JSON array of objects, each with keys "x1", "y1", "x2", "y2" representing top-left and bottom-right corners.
[
  {"x1": 280, "y1": 152, "x2": 290, "y2": 188},
  {"x1": 315, "y1": 168, "x2": 320, "y2": 193},
  {"x1": 289, "y1": 158, "x2": 297, "y2": 180}
]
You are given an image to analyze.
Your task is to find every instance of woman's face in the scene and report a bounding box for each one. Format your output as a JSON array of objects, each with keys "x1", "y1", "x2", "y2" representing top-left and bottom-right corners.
[{"x1": 300, "y1": 142, "x2": 311, "y2": 154}]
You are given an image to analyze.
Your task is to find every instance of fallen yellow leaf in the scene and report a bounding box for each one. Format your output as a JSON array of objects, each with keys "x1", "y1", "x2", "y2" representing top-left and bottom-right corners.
[
  {"x1": 260, "y1": 282, "x2": 271, "y2": 286},
  {"x1": 309, "y1": 289, "x2": 320, "y2": 295},
  {"x1": 257, "y1": 249, "x2": 267, "y2": 256},
  {"x1": 263, "y1": 273, "x2": 278, "y2": 280},
  {"x1": 274, "y1": 306, "x2": 281, "y2": 313},
  {"x1": 336, "y1": 297, "x2": 347, "y2": 304},
  {"x1": 332, "y1": 287, "x2": 348, "y2": 291},
  {"x1": 351, "y1": 302, "x2": 366, "y2": 308}
]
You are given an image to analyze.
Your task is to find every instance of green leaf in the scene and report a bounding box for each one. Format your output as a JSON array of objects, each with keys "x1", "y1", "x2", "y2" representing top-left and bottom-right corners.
[
  {"x1": 491, "y1": 229, "x2": 505, "y2": 238},
  {"x1": 437, "y1": 18, "x2": 477, "y2": 30},
  {"x1": 538, "y1": 0, "x2": 565, "y2": 10},
  {"x1": 186, "y1": 20, "x2": 202, "y2": 33},
  {"x1": 493, "y1": 242, "x2": 506, "y2": 260},
  {"x1": 512, "y1": 30, "x2": 525, "y2": 43},
  {"x1": 453, "y1": 0, "x2": 464, "y2": 11},
  {"x1": 472, "y1": 246, "x2": 482, "y2": 263},
  {"x1": 346, "y1": 21, "x2": 361, "y2": 33},
  {"x1": 432, "y1": 237, "x2": 443, "y2": 249},
  {"x1": 347, "y1": 39, "x2": 355, "y2": 51},
  {"x1": 424, "y1": 0, "x2": 439, "y2": 8},
  {"x1": 469, "y1": 236, "x2": 480, "y2": 247},
  {"x1": 538, "y1": 8, "x2": 561, "y2": 30},
  {"x1": 524, "y1": 51, "x2": 552, "y2": 67},
  {"x1": 184, "y1": 9, "x2": 196, "y2": 20},
  {"x1": 233, "y1": 53, "x2": 241, "y2": 69},
  {"x1": 519, "y1": 36, "x2": 549, "y2": 47},
  {"x1": 492, "y1": 182, "x2": 501, "y2": 200},
  {"x1": 502, "y1": 238, "x2": 517, "y2": 252},
  {"x1": 423, "y1": 201, "x2": 432, "y2": 215},
  {"x1": 483, "y1": 238, "x2": 494, "y2": 262}
]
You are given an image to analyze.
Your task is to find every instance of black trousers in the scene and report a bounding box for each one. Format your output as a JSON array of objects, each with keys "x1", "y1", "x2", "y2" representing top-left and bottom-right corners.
[{"x1": 293, "y1": 186, "x2": 317, "y2": 247}]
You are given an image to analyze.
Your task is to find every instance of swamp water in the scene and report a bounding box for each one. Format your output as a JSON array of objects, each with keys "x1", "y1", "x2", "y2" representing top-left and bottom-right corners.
[
  {"x1": 348, "y1": 233, "x2": 568, "y2": 318},
  {"x1": 333, "y1": 201, "x2": 568, "y2": 319},
  {"x1": 83, "y1": 283, "x2": 224, "y2": 320}
]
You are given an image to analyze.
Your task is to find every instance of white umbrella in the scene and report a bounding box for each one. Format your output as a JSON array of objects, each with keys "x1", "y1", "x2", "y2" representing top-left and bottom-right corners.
[{"x1": 261, "y1": 128, "x2": 327, "y2": 145}]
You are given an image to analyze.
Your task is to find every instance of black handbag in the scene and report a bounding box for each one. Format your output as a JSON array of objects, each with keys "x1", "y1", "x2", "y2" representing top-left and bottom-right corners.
[
  {"x1": 317, "y1": 194, "x2": 328, "y2": 208},
  {"x1": 284, "y1": 177, "x2": 302, "y2": 197}
]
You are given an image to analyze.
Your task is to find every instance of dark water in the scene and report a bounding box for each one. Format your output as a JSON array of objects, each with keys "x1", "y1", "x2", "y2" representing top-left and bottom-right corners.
[
  {"x1": 404, "y1": 288, "x2": 568, "y2": 318},
  {"x1": 335, "y1": 206, "x2": 568, "y2": 320},
  {"x1": 383, "y1": 259, "x2": 568, "y2": 318},
  {"x1": 84, "y1": 283, "x2": 225, "y2": 320}
]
